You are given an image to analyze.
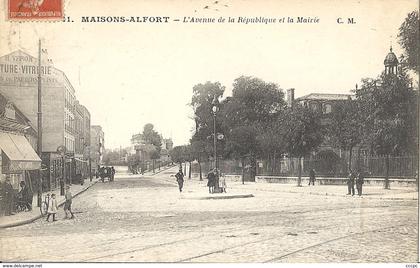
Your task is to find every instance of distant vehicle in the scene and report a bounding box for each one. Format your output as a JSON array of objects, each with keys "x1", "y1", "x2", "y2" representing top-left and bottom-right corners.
[{"x1": 98, "y1": 166, "x2": 113, "y2": 182}]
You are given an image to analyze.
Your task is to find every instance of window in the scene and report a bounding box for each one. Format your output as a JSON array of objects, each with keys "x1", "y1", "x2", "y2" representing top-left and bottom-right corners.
[{"x1": 323, "y1": 103, "x2": 332, "y2": 114}]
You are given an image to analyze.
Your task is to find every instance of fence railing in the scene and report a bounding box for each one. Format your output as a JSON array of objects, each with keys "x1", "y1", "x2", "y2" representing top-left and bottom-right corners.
[
  {"x1": 192, "y1": 155, "x2": 418, "y2": 179},
  {"x1": 258, "y1": 155, "x2": 418, "y2": 178}
]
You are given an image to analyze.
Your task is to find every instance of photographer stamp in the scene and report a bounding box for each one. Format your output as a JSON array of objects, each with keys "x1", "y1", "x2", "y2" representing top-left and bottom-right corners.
[{"x1": 8, "y1": 0, "x2": 63, "y2": 20}]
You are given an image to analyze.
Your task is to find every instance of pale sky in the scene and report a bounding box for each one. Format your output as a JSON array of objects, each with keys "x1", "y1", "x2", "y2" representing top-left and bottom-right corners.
[{"x1": 0, "y1": 0, "x2": 417, "y2": 149}]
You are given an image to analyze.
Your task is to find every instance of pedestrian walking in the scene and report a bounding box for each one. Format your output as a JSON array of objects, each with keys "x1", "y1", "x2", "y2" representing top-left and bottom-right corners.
[
  {"x1": 347, "y1": 170, "x2": 355, "y2": 196},
  {"x1": 356, "y1": 171, "x2": 364, "y2": 196},
  {"x1": 308, "y1": 169, "x2": 316, "y2": 186},
  {"x1": 175, "y1": 169, "x2": 184, "y2": 192},
  {"x1": 46, "y1": 193, "x2": 58, "y2": 222},
  {"x1": 111, "y1": 166, "x2": 115, "y2": 181},
  {"x1": 3, "y1": 177, "x2": 15, "y2": 216},
  {"x1": 64, "y1": 186, "x2": 74, "y2": 219},
  {"x1": 207, "y1": 170, "x2": 216, "y2": 194}
]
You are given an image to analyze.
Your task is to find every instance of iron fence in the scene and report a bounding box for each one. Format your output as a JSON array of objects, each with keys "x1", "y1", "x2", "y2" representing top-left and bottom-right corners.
[{"x1": 257, "y1": 154, "x2": 418, "y2": 178}]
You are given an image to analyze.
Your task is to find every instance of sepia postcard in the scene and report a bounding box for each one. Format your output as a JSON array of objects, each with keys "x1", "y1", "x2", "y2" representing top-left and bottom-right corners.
[{"x1": 0, "y1": 0, "x2": 419, "y2": 267}]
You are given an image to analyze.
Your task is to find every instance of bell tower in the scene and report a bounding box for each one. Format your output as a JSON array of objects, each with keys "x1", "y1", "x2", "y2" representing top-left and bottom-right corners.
[{"x1": 384, "y1": 46, "x2": 399, "y2": 75}]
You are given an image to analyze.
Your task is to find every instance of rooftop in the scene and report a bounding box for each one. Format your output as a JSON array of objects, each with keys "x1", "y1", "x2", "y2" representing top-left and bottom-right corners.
[{"x1": 296, "y1": 93, "x2": 354, "y2": 101}]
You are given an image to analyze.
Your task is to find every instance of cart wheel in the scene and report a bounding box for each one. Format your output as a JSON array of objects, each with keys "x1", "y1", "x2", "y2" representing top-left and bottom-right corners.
[{"x1": 40, "y1": 201, "x2": 48, "y2": 216}]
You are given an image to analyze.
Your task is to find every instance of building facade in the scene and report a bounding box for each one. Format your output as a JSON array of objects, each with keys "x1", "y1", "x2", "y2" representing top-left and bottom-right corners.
[
  {"x1": 90, "y1": 125, "x2": 104, "y2": 173},
  {"x1": 0, "y1": 50, "x2": 91, "y2": 190},
  {"x1": 0, "y1": 93, "x2": 41, "y2": 215}
]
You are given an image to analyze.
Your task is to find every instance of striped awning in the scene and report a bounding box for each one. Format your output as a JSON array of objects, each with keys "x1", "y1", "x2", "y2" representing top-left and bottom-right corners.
[{"x1": 0, "y1": 132, "x2": 41, "y2": 171}]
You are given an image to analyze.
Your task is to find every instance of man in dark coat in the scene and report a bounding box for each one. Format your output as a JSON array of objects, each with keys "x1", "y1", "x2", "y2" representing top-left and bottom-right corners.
[
  {"x1": 175, "y1": 169, "x2": 184, "y2": 192},
  {"x1": 111, "y1": 166, "x2": 115, "y2": 181},
  {"x1": 308, "y1": 169, "x2": 316, "y2": 186},
  {"x1": 347, "y1": 171, "x2": 355, "y2": 196},
  {"x1": 356, "y1": 171, "x2": 364, "y2": 196},
  {"x1": 19, "y1": 181, "x2": 33, "y2": 211},
  {"x1": 3, "y1": 177, "x2": 15, "y2": 216},
  {"x1": 207, "y1": 170, "x2": 215, "y2": 194}
]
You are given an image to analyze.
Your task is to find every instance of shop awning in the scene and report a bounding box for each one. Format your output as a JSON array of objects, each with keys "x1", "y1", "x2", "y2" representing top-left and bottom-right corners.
[{"x1": 0, "y1": 132, "x2": 41, "y2": 171}]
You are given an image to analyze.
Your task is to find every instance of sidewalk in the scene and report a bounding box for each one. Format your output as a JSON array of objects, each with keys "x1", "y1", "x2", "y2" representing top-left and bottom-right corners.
[
  {"x1": 232, "y1": 181, "x2": 418, "y2": 200},
  {"x1": 175, "y1": 173, "x2": 418, "y2": 201},
  {"x1": 0, "y1": 178, "x2": 99, "y2": 229}
]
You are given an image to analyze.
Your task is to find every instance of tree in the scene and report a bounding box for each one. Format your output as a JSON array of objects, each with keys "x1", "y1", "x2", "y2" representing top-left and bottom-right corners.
[
  {"x1": 283, "y1": 105, "x2": 323, "y2": 186},
  {"x1": 256, "y1": 118, "x2": 287, "y2": 174},
  {"x1": 191, "y1": 82, "x2": 225, "y2": 168},
  {"x1": 223, "y1": 76, "x2": 285, "y2": 129},
  {"x1": 191, "y1": 81, "x2": 225, "y2": 137},
  {"x1": 221, "y1": 76, "x2": 286, "y2": 181},
  {"x1": 225, "y1": 126, "x2": 259, "y2": 184},
  {"x1": 398, "y1": 10, "x2": 419, "y2": 73},
  {"x1": 169, "y1": 146, "x2": 186, "y2": 169},
  {"x1": 184, "y1": 144, "x2": 195, "y2": 179},
  {"x1": 142, "y1": 123, "x2": 162, "y2": 152},
  {"x1": 102, "y1": 150, "x2": 126, "y2": 166},
  {"x1": 150, "y1": 149, "x2": 160, "y2": 173},
  {"x1": 190, "y1": 139, "x2": 210, "y2": 180},
  {"x1": 328, "y1": 99, "x2": 362, "y2": 171},
  {"x1": 356, "y1": 70, "x2": 418, "y2": 189}
]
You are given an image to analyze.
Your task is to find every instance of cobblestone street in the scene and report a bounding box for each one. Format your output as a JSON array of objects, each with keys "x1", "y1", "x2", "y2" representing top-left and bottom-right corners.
[{"x1": 1, "y1": 167, "x2": 418, "y2": 263}]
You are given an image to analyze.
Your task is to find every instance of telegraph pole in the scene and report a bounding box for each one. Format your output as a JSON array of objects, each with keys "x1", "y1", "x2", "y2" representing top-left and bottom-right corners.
[{"x1": 37, "y1": 39, "x2": 43, "y2": 207}]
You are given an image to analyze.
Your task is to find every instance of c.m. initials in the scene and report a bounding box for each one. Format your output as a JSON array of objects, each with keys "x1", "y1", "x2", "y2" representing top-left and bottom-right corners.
[{"x1": 337, "y1": 17, "x2": 356, "y2": 24}]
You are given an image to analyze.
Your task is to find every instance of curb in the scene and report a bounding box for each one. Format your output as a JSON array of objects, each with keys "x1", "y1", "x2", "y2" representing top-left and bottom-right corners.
[
  {"x1": 0, "y1": 179, "x2": 99, "y2": 229},
  {"x1": 250, "y1": 187, "x2": 418, "y2": 200},
  {"x1": 182, "y1": 194, "x2": 254, "y2": 200}
]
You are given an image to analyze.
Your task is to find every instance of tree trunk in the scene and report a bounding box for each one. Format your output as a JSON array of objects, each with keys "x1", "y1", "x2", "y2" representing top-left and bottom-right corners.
[
  {"x1": 273, "y1": 153, "x2": 277, "y2": 175},
  {"x1": 348, "y1": 146, "x2": 353, "y2": 172},
  {"x1": 152, "y1": 160, "x2": 155, "y2": 173},
  {"x1": 198, "y1": 159, "x2": 203, "y2": 181},
  {"x1": 385, "y1": 154, "x2": 390, "y2": 189},
  {"x1": 184, "y1": 162, "x2": 187, "y2": 176},
  {"x1": 189, "y1": 161, "x2": 192, "y2": 179},
  {"x1": 250, "y1": 154, "x2": 257, "y2": 182},
  {"x1": 297, "y1": 156, "x2": 302, "y2": 187},
  {"x1": 241, "y1": 158, "x2": 245, "y2": 185}
]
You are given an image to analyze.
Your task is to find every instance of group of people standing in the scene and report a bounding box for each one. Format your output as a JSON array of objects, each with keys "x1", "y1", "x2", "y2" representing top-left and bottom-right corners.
[
  {"x1": 347, "y1": 170, "x2": 364, "y2": 196},
  {"x1": 174, "y1": 168, "x2": 227, "y2": 194},
  {"x1": 207, "y1": 169, "x2": 227, "y2": 194},
  {"x1": 1, "y1": 178, "x2": 33, "y2": 216},
  {"x1": 307, "y1": 168, "x2": 365, "y2": 196}
]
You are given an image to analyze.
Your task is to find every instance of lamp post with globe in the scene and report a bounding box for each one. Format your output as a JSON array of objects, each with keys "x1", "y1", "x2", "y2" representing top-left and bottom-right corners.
[{"x1": 212, "y1": 96, "x2": 220, "y2": 192}]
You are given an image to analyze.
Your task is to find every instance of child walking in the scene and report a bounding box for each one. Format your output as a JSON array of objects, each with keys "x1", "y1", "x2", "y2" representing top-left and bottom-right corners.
[
  {"x1": 64, "y1": 186, "x2": 74, "y2": 219},
  {"x1": 46, "y1": 193, "x2": 58, "y2": 222}
]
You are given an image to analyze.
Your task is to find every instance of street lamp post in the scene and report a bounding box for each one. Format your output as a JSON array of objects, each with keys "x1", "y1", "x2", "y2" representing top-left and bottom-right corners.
[
  {"x1": 57, "y1": 145, "x2": 66, "y2": 196},
  {"x1": 212, "y1": 97, "x2": 220, "y2": 192}
]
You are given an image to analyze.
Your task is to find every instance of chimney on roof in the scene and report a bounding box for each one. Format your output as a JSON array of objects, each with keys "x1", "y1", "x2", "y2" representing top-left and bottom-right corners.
[{"x1": 286, "y1": 88, "x2": 295, "y2": 107}]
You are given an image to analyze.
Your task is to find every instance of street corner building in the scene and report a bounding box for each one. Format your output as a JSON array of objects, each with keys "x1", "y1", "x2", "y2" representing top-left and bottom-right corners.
[
  {"x1": 0, "y1": 50, "x2": 95, "y2": 195},
  {"x1": 0, "y1": 92, "x2": 41, "y2": 216}
]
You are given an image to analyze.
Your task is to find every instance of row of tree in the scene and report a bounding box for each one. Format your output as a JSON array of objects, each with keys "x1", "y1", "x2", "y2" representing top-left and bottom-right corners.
[{"x1": 169, "y1": 11, "x2": 419, "y2": 187}]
